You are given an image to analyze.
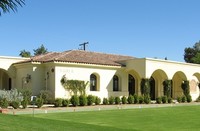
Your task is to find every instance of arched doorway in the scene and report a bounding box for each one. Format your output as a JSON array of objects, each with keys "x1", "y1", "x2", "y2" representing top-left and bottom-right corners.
[
  {"x1": 128, "y1": 74, "x2": 135, "y2": 95},
  {"x1": 172, "y1": 71, "x2": 187, "y2": 99},
  {"x1": 0, "y1": 69, "x2": 12, "y2": 90},
  {"x1": 150, "y1": 77, "x2": 155, "y2": 100}
]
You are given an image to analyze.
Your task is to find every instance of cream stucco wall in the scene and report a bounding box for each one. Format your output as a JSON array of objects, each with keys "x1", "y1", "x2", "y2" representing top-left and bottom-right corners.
[
  {"x1": 1, "y1": 55, "x2": 200, "y2": 102},
  {"x1": 53, "y1": 62, "x2": 128, "y2": 100}
]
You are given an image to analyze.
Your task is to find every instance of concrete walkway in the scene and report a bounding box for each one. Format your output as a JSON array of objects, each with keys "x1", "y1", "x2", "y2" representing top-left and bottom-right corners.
[{"x1": 5, "y1": 102, "x2": 200, "y2": 115}]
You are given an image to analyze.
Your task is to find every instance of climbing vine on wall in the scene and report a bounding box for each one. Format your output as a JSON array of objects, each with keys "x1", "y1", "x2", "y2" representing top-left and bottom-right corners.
[{"x1": 60, "y1": 75, "x2": 89, "y2": 96}]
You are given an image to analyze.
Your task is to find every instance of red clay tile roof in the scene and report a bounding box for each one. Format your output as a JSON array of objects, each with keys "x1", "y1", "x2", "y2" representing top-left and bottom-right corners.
[{"x1": 14, "y1": 50, "x2": 135, "y2": 66}]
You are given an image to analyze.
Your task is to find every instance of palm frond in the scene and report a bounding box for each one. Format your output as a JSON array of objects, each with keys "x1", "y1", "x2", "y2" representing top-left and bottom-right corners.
[{"x1": 0, "y1": 0, "x2": 25, "y2": 15}]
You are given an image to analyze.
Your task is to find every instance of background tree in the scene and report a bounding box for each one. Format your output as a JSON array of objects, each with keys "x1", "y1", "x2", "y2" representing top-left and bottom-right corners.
[
  {"x1": 33, "y1": 44, "x2": 48, "y2": 56},
  {"x1": 0, "y1": 0, "x2": 25, "y2": 15},
  {"x1": 184, "y1": 41, "x2": 200, "y2": 63},
  {"x1": 19, "y1": 49, "x2": 31, "y2": 57}
]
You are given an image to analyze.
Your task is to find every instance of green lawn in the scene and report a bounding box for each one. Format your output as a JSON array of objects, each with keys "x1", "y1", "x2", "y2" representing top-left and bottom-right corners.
[{"x1": 0, "y1": 105, "x2": 200, "y2": 131}]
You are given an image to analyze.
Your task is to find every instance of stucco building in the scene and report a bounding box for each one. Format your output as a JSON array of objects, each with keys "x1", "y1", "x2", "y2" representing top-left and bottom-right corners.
[{"x1": 0, "y1": 50, "x2": 200, "y2": 101}]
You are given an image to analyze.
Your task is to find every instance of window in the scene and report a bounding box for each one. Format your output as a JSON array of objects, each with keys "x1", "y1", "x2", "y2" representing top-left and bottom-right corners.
[
  {"x1": 113, "y1": 75, "x2": 119, "y2": 91},
  {"x1": 90, "y1": 74, "x2": 97, "y2": 91}
]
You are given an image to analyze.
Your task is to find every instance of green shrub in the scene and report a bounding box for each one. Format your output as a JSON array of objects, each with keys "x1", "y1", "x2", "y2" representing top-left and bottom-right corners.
[
  {"x1": 162, "y1": 96, "x2": 167, "y2": 104},
  {"x1": 103, "y1": 98, "x2": 108, "y2": 105},
  {"x1": 0, "y1": 98, "x2": 9, "y2": 108},
  {"x1": 177, "y1": 96, "x2": 182, "y2": 103},
  {"x1": 115, "y1": 97, "x2": 121, "y2": 105},
  {"x1": 11, "y1": 101, "x2": 20, "y2": 109},
  {"x1": 54, "y1": 98, "x2": 63, "y2": 107},
  {"x1": 20, "y1": 89, "x2": 32, "y2": 104},
  {"x1": 127, "y1": 95, "x2": 134, "y2": 104},
  {"x1": 121, "y1": 96, "x2": 127, "y2": 104},
  {"x1": 79, "y1": 95, "x2": 87, "y2": 106},
  {"x1": 62, "y1": 99, "x2": 70, "y2": 107},
  {"x1": 181, "y1": 96, "x2": 186, "y2": 103},
  {"x1": 70, "y1": 95, "x2": 79, "y2": 107},
  {"x1": 168, "y1": 97, "x2": 172, "y2": 103},
  {"x1": 139, "y1": 96, "x2": 144, "y2": 104},
  {"x1": 95, "y1": 96, "x2": 101, "y2": 105},
  {"x1": 196, "y1": 96, "x2": 200, "y2": 102},
  {"x1": 21, "y1": 98, "x2": 28, "y2": 109},
  {"x1": 109, "y1": 96, "x2": 115, "y2": 105},
  {"x1": 186, "y1": 95, "x2": 192, "y2": 103},
  {"x1": 156, "y1": 97, "x2": 162, "y2": 104},
  {"x1": 133, "y1": 94, "x2": 139, "y2": 104},
  {"x1": 144, "y1": 95, "x2": 151, "y2": 104},
  {"x1": 87, "y1": 95, "x2": 95, "y2": 106},
  {"x1": 36, "y1": 97, "x2": 43, "y2": 108},
  {"x1": 40, "y1": 90, "x2": 53, "y2": 104}
]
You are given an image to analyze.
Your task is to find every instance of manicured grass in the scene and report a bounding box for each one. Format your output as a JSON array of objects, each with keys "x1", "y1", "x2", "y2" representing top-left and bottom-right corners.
[{"x1": 1, "y1": 105, "x2": 200, "y2": 130}]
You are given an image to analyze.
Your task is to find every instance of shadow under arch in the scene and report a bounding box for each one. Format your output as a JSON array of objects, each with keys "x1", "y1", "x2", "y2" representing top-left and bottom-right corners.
[
  {"x1": 0, "y1": 68, "x2": 12, "y2": 90},
  {"x1": 150, "y1": 69, "x2": 168, "y2": 99},
  {"x1": 128, "y1": 69, "x2": 141, "y2": 96},
  {"x1": 172, "y1": 71, "x2": 187, "y2": 98}
]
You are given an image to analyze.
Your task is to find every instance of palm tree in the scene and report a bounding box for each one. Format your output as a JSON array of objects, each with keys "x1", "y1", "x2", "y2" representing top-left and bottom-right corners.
[{"x1": 0, "y1": 0, "x2": 25, "y2": 15}]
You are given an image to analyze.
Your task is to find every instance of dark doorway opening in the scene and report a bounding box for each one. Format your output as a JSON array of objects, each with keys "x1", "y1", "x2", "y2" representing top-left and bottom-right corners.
[
  {"x1": 150, "y1": 77, "x2": 155, "y2": 100},
  {"x1": 128, "y1": 74, "x2": 135, "y2": 95}
]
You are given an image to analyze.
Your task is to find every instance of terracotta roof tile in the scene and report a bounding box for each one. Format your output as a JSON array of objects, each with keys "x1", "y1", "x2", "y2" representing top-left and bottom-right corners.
[{"x1": 14, "y1": 50, "x2": 135, "y2": 66}]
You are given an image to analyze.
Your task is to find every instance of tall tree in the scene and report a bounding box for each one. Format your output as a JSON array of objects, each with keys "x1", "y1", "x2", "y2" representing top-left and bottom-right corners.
[
  {"x1": 19, "y1": 49, "x2": 31, "y2": 57},
  {"x1": 0, "y1": 0, "x2": 25, "y2": 15},
  {"x1": 33, "y1": 44, "x2": 48, "y2": 56},
  {"x1": 184, "y1": 41, "x2": 200, "y2": 63}
]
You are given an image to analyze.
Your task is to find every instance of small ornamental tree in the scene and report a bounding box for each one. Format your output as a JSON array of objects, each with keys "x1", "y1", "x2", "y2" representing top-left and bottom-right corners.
[
  {"x1": 163, "y1": 80, "x2": 172, "y2": 98},
  {"x1": 141, "y1": 78, "x2": 150, "y2": 97},
  {"x1": 181, "y1": 80, "x2": 190, "y2": 96}
]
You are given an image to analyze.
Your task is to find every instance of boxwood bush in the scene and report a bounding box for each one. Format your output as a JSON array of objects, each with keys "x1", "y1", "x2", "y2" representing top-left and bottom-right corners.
[
  {"x1": 162, "y1": 96, "x2": 167, "y2": 104},
  {"x1": 21, "y1": 98, "x2": 28, "y2": 109},
  {"x1": 109, "y1": 96, "x2": 115, "y2": 105},
  {"x1": 115, "y1": 97, "x2": 121, "y2": 105},
  {"x1": 144, "y1": 95, "x2": 151, "y2": 104},
  {"x1": 134, "y1": 94, "x2": 139, "y2": 104},
  {"x1": 79, "y1": 95, "x2": 87, "y2": 106},
  {"x1": 36, "y1": 97, "x2": 44, "y2": 108},
  {"x1": 156, "y1": 97, "x2": 162, "y2": 104},
  {"x1": 95, "y1": 96, "x2": 101, "y2": 105},
  {"x1": 87, "y1": 95, "x2": 95, "y2": 106},
  {"x1": 127, "y1": 95, "x2": 134, "y2": 104},
  {"x1": 139, "y1": 96, "x2": 144, "y2": 104},
  {"x1": 62, "y1": 99, "x2": 70, "y2": 107},
  {"x1": 54, "y1": 98, "x2": 63, "y2": 107},
  {"x1": 103, "y1": 98, "x2": 108, "y2": 105},
  {"x1": 121, "y1": 96, "x2": 127, "y2": 104},
  {"x1": 168, "y1": 97, "x2": 172, "y2": 103},
  {"x1": 70, "y1": 95, "x2": 79, "y2": 107},
  {"x1": 177, "y1": 96, "x2": 182, "y2": 103},
  {"x1": 186, "y1": 95, "x2": 192, "y2": 103},
  {"x1": 181, "y1": 95, "x2": 186, "y2": 103},
  {"x1": 11, "y1": 101, "x2": 20, "y2": 109},
  {"x1": 0, "y1": 98, "x2": 9, "y2": 108}
]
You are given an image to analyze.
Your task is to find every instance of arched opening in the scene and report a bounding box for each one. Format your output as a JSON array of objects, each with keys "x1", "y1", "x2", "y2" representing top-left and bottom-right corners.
[
  {"x1": 90, "y1": 74, "x2": 97, "y2": 91},
  {"x1": 150, "y1": 69, "x2": 168, "y2": 99},
  {"x1": 0, "y1": 69, "x2": 12, "y2": 90},
  {"x1": 172, "y1": 71, "x2": 187, "y2": 99},
  {"x1": 113, "y1": 75, "x2": 119, "y2": 91},
  {"x1": 128, "y1": 74, "x2": 135, "y2": 95},
  {"x1": 150, "y1": 77, "x2": 155, "y2": 100},
  {"x1": 128, "y1": 70, "x2": 140, "y2": 96}
]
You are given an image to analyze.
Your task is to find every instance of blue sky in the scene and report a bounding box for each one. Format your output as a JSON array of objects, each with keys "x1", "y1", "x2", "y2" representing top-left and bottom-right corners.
[{"x1": 1, "y1": 0, "x2": 200, "y2": 62}]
